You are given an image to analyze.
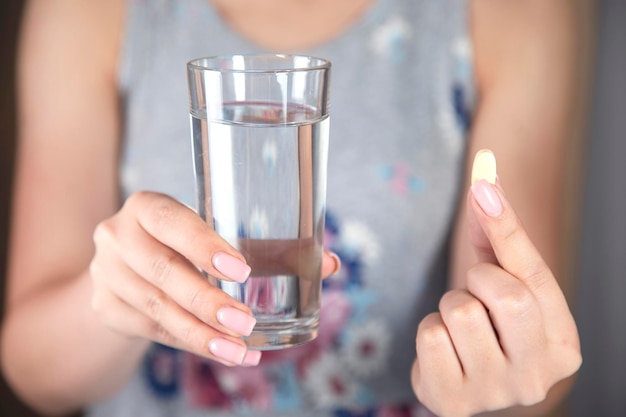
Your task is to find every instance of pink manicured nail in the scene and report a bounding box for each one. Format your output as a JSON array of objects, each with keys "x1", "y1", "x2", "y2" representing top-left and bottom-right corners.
[
  {"x1": 208, "y1": 338, "x2": 247, "y2": 365},
  {"x1": 242, "y1": 350, "x2": 262, "y2": 367},
  {"x1": 322, "y1": 250, "x2": 342, "y2": 276},
  {"x1": 471, "y1": 180, "x2": 503, "y2": 217},
  {"x1": 217, "y1": 307, "x2": 257, "y2": 336},
  {"x1": 212, "y1": 252, "x2": 251, "y2": 283}
]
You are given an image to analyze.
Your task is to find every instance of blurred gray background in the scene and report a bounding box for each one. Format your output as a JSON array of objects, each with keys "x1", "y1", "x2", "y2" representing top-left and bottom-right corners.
[{"x1": 571, "y1": 1, "x2": 626, "y2": 416}]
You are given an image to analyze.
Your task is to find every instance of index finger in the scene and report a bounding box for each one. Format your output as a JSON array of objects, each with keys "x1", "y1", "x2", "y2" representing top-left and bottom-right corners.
[
  {"x1": 470, "y1": 179, "x2": 551, "y2": 294},
  {"x1": 125, "y1": 191, "x2": 251, "y2": 283}
]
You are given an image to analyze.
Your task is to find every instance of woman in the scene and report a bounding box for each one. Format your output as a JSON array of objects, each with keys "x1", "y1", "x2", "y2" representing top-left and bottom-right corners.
[{"x1": 2, "y1": 0, "x2": 582, "y2": 416}]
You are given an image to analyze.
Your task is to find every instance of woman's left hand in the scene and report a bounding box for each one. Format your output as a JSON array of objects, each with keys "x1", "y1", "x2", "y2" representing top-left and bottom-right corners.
[{"x1": 411, "y1": 176, "x2": 582, "y2": 417}]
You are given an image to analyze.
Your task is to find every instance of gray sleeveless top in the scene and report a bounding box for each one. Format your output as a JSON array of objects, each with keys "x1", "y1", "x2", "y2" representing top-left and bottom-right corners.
[{"x1": 89, "y1": 0, "x2": 475, "y2": 415}]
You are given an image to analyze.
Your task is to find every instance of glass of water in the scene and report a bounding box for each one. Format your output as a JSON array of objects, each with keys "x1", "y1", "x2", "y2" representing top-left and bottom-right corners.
[{"x1": 186, "y1": 54, "x2": 331, "y2": 350}]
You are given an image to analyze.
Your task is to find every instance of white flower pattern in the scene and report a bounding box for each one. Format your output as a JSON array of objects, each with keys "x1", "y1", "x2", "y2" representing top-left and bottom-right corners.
[
  {"x1": 302, "y1": 353, "x2": 359, "y2": 408},
  {"x1": 338, "y1": 220, "x2": 381, "y2": 264},
  {"x1": 262, "y1": 139, "x2": 278, "y2": 177},
  {"x1": 369, "y1": 15, "x2": 411, "y2": 61},
  {"x1": 341, "y1": 320, "x2": 392, "y2": 378},
  {"x1": 249, "y1": 206, "x2": 269, "y2": 238}
]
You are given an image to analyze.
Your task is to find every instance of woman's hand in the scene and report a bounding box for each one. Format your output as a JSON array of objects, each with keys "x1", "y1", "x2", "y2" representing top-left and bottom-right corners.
[
  {"x1": 90, "y1": 191, "x2": 339, "y2": 368},
  {"x1": 411, "y1": 153, "x2": 582, "y2": 417}
]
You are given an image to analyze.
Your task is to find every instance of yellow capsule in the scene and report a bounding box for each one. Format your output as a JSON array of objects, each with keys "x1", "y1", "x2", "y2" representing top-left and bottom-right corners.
[{"x1": 471, "y1": 149, "x2": 497, "y2": 185}]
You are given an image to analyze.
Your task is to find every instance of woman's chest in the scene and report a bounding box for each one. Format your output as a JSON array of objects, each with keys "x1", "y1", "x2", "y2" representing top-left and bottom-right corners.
[{"x1": 208, "y1": 0, "x2": 375, "y2": 50}]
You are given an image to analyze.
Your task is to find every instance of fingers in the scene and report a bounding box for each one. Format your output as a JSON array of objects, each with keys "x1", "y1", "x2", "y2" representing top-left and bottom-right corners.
[
  {"x1": 415, "y1": 313, "x2": 463, "y2": 380},
  {"x1": 465, "y1": 188, "x2": 498, "y2": 265},
  {"x1": 91, "y1": 191, "x2": 263, "y2": 367},
  {"x1": 90, "y1": 286, "x2": 155, "y2": 345},
  {"x1": 414, "y1": 283, "x2": 569, "y2": 415},
  {"x1": 105, "y1": 214, "x2": 256, "y2": 336},
  {"x1": 124, "y1": 192, "x2": 251, "y2": 283},
  {"x1": 467, "y1": 149, "x2": 578, "y2": 332},
  {"x1": 321, "y1": 249, "x2": 341, "y2": 279},
  {"x1": 123, "y1": 192, "x2": 342, "y2": 282},
  {"x1": 414, "y1": 150, "x2": 582, "y2": 415},
  {"x1": 466, "y1": 149, "x2": 499, "y2": 264},
  {"x1": 421, "y1": 271, "x2": 546, "y2": 376},
  {"x1": 91, "y1": 249, "x2": 258, "y2": 366},
  {"x1": 468, "y1": 169, "x2": 576, "y2": 362},
  {"x1": 470, "y1": 180, "x2": 549, "y2": 290},
  {"x1": 468, "y1": 150, "x2": 554, "y2": 297},
  {"x1": 415, "y1": 313, "x2": 467, "y2": 417},
  {"x1": 465, "y1": 263, "x2": 546, "y2": 363},
  {"x1": 438, "y1": 289, "x2": 504, "y2": 375},
  {"x1": 93, "y1": 190, "x2": 340, "y2": 368},
  {"x1": 421, "y1": 289, "x2": 508, "y2": 381}
]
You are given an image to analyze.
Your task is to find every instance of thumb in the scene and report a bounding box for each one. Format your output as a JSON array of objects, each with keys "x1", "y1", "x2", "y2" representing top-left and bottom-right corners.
[{"x1": 467, "y1": 149, "x2": 499, "y2": 264}]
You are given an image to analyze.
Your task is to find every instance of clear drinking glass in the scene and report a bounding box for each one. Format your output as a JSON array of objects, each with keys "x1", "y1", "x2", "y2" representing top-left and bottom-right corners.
[{"x1": 187, "y1": 54, "x2": 331, "y2": 350}]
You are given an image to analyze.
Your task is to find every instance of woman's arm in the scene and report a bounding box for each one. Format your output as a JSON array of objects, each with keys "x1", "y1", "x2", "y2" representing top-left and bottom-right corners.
[
  {"x1": 2, "y1": 4, "x2": 338, "y2": 415},
  {"x1": 452, "y1": 0, "x2": 582, "y2": 415},
  {"x1": 0, "y1": 0, "x2": 147, "y2": 414},
  {"x1": 451, "y1": 0, "x2": 581, "y2": 294},
  {"x1": 412, "y1": 1, "x2": 584, "y2": 416}
]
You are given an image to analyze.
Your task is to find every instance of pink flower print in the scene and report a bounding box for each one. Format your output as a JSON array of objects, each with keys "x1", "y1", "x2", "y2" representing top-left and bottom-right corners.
[
  {"x1": 379, "y1": 163, "x2": 424, "y2": 196},
  {"x1": 324, "y1": 227, "x2": 338, "y2": 250},
  {"x1": 152, "y1": 350, "x2": 176, "y2": 386},
  {"x1": 297, "y1": 289, "x2": 354, "y2": 374},
  {"x1": 182, "y1": 354, "x2": 231, "y2": 409},
  {"x1": 377, "y1": 405, "x2": 413, "y2": 417},
  {"x1": 318, "y1": 289, "x2": 353, "y2": 345},
  {"x1": 412, "y1": 404, "x2": 440, "y2": 417},
  {"x1": 244, "y1": 276, "x2": 277, "y2": 315},
  {"x1": 391, "y1": 163, "x2": 411, "y2": 194},
  {"x1": 261, "y1": 290, "x2": 352, "y2": 367},
  {"x1": 341, "y1": 320, "x2": 391, "y2": 378},
  {"x1": 261, "y1": 341, "x2": 318, "y2": 365},
  {"x1": 370, "y1": 16, "x2": 412, "y2": 62},
  {"x1": 302, "y1": 352, "x2": 358, "y2": 408},
  {"x1": 212, "y1": 365, "x2": 274, "y2": 411}
]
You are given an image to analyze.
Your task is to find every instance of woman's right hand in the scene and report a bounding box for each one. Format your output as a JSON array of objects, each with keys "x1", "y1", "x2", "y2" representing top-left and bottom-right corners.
[{"x1": 89, "y1": 191, "x2": 262, "y2": 367}]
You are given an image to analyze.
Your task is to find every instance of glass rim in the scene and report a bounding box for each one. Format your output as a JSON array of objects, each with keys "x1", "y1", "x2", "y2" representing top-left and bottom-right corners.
[{"x1": 186, "y1": 53, "x2": 332, "y2": 73}]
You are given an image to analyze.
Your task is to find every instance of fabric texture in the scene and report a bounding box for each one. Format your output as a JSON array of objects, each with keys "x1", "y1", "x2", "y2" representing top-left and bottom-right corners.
[{"x1": 89, "y1": 0, "x2": 476, "y2": 415}]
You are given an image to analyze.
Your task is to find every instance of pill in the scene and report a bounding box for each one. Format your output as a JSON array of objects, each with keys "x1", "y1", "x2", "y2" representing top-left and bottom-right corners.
[{"x1": 471, "y1": 149, "x2": 497, "y2": 185}]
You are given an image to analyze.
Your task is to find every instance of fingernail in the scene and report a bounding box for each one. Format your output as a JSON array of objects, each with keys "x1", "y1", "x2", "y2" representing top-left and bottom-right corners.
[
  {"x1": 471, "y1": 180, "x2": 503, "y2": 217},
  {"x1": 471, "y1": 149, "x2": 497, "y2": 185},
  {"x1": 217, "y1": 307, "x2": 257, "y2": 336},
  {"x1": 242, "y1": 350, "x2": 262, "y2": 367},
  {"x1": 323, "y1": 250, "x2": 342, "y2": 276},
  {"x1": 208, "y1": 338, "x2": 247, "y2": 365},
  {"x1": 212, "y1": 252, "x2": 251, "y2": 283}
]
